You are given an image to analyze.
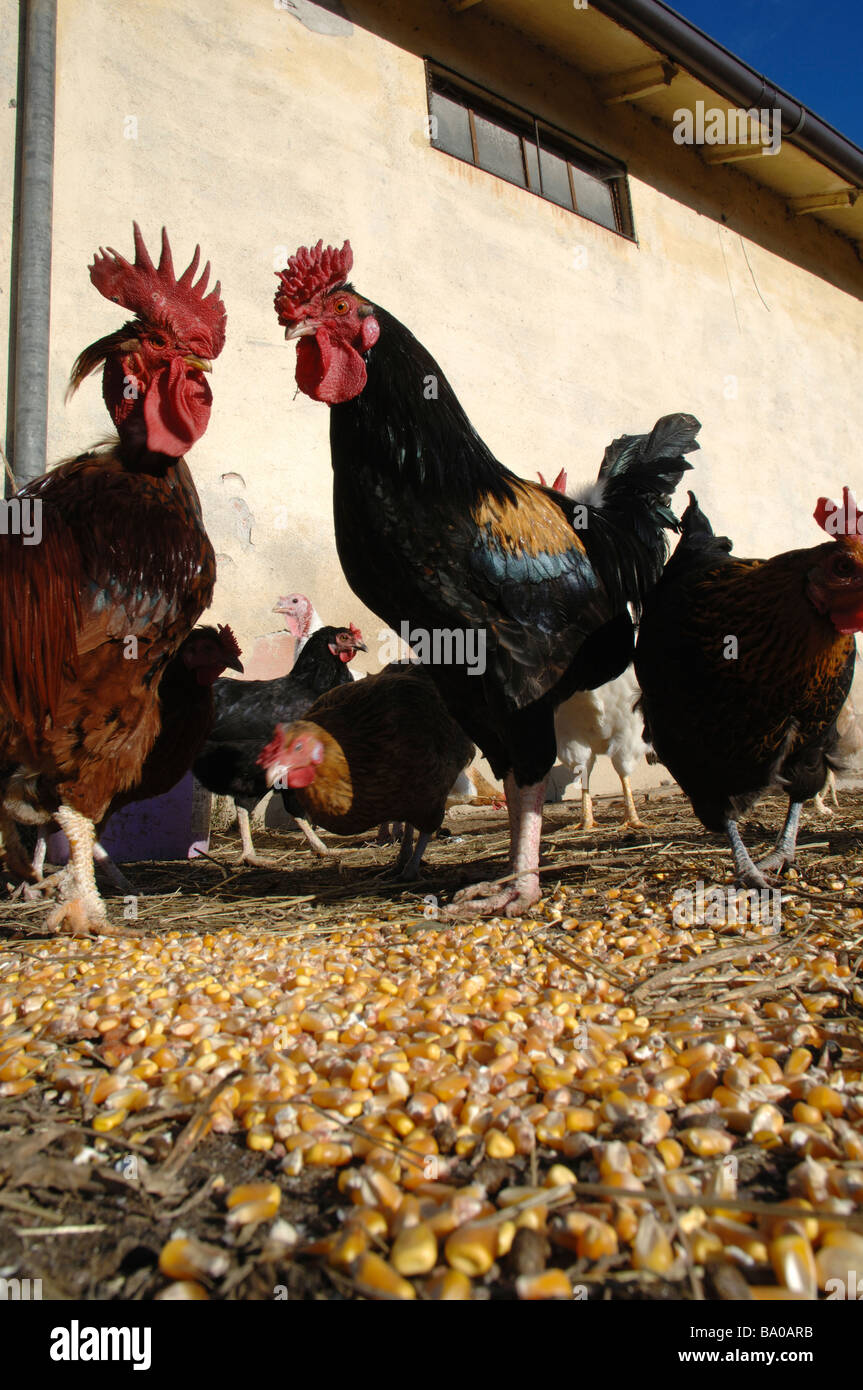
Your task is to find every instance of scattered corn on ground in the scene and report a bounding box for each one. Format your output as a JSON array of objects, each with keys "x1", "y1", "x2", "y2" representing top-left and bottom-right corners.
[{"x1": 1, "y1": 794, "x2": 862, "y2": 1299}]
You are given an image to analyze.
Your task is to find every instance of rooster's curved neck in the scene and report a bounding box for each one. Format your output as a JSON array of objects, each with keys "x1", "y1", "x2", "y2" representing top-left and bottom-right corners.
[{"x1": 330, "y1": 307, "x2": 515, "y2": 505}]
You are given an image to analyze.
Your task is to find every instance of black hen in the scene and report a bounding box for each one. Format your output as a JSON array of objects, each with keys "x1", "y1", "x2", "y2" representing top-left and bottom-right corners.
[
  {"x1": 193, "y1": 623, "x2": 365, "y2": 863},
  {"x1": 274, "y1": 239, "x2": 698, "y2": 916},
  {"x1": 635, "y1": 492, "x2": 863, "y2": 886}
]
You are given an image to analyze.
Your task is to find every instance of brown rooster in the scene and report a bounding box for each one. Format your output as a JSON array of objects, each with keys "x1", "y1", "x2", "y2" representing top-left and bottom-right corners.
[
  {"x1": 635, "y1": 489, "x2": 863, "y2": 886},
  {"x1": 257, "y1": 663, "x2": 475, "y2": 878},
  {"x1": 32, "y1": 624, "x2": 244, "y2": 894},
  {"x1": 0, "y1": 225, "x2": 225, "y2": 933}
]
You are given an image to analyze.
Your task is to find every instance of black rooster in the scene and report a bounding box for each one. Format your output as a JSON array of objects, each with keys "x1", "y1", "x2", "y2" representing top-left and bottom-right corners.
[{"x1": 273, "y1": 239, "x2": 698, "y2": 916}]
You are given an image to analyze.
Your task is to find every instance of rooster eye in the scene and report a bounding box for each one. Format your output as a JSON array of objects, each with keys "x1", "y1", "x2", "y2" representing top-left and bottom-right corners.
[
  {"x1": 833, "y1": 555, "x2": 855, "y2": 577},
  {"x1": 332, "y1": 299, "x2": 350, "y2": 315}
]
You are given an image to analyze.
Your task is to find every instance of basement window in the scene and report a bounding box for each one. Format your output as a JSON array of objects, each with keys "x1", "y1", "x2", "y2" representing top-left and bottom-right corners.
[{"x1": 426, "y1": 65, "x2": 635, "y2": 239}]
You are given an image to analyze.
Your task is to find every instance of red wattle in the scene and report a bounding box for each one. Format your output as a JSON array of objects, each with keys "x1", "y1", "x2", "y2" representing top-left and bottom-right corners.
[
  {"x1": 296, "y1": 328, "x2": 368, "y2": 404},
  {"x1": 286, "y1": 764, "x2": 319, "y2": 789},
  {"x1": 143, "y1": 358, "x2": 213, "y2": 456}
]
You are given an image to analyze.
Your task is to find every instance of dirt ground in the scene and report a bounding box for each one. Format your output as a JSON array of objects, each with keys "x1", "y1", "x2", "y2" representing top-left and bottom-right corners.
[{"x1": 1, "y1": 785, "x2": 861, "y2": 1302}]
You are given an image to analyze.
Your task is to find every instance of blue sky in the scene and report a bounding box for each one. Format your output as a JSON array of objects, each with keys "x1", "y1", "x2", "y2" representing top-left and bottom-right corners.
[{"x1": 671, "y1": 0, "x2": 863, "y2": 147}]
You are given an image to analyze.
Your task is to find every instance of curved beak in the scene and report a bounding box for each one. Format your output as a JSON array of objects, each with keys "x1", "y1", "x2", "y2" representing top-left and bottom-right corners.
[
  {"x1": 284, "y1": 321, "x2": 318, "y2": 341},
  {"x1": 184, "y1": 354, "x2": 213, "y2": 372}
]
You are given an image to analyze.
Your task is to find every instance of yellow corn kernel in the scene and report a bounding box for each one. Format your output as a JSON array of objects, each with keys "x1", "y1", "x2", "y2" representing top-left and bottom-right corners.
[
  {"x1": 347, "y1": 1207, "x2": 389, "y2": 1241},
  {"x1": 564, "y1": 1106, "x2": 598, "y2": 1133},
  {"x1": 155, "y1": 1280, "x2": 209, "y2": 1300},
  {"x1": 444, "y1": 1223, "x2": 500, "y2": 1276},
  {"x1": 353, "y1": 1252, "x2": 416, "y2": 1300},
  {"x1": 424, "y1": 1268, "x2": 473, "y2": 1300},
  {"x1": 544, "y1": 1164, "x2": 577, "y2": 1188},
  {"x1": 681, "y1": 1128, "x2": 734, "y2": 1158},
  {"x1": 691, "y1": 1231, "x2": 724, "y2": 1264},
  {"x1": 92, "y1": 1108, "x2": 128, "y2": 1132},
  {"x1": 614, "y1": 1204, "x2": 640, "y2": 1244},
  {"x1": 516, "y1": 1270, "x2": 572, "y2": 1300},
  {"x1": 226, "y1": 1182, "x2": 280, "y2": 1215},
  {"x1": 785, "y1": 1048, "x2": 812, "y2": 1077},
  {"x1": 485, "y1": 1129, "x2": 516, "y2": 1159},
  {"x1": 328, "y1": 1227, "x2": 368, "y2": 1271},
  {"x1": 770, "y1": 1234, "x2": 817, "y2": 1299},
  {"x1": 159, "y1": 1236, "x2": 228, "y2": 1281},
  {"x1": 656, "y1": 1138, "x2": 684, "y2": 1170},
  {"x1": 632, "y1": 1213, "x2": 674, "y2": 1274},
  {"x1": 305, "y1": 1141, "x2": 353, "y2": 1166},
  {"x1": 246, "y1": 1127, "x2": 274, "y2": 1152},
  {"x1": 805, "y1": 1085, "x2": 843, "y2": 1117},
  {"x1": 577, "y1": 1219, "x2": 618, "y2": 1261},
  {"x1": 391, "y1": 1222, "x2": 438, "y2": 1277}
]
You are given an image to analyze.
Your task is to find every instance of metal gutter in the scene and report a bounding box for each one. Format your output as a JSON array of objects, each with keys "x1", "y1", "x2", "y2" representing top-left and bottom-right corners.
[
  {"x1": 11, "y1": 0, "x2": 57, "y2": 486},
  {"x1": 590, "y1": 0, "x2": 863, "y2": 190}
]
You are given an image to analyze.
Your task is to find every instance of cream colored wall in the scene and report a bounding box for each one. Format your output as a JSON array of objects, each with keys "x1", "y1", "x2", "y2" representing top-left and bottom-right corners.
[{"x1": 5, "y1": 0, "x2": 862, "y2": 795}]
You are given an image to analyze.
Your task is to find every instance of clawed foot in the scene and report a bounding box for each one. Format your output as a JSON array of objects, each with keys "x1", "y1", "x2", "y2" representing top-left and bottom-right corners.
[
  {"x1": 754, "y1": 850, "x2": 793, "y2": 878},
  {"x1": 442, "y1": 874, "x2": 541, "y2": 920},
  {"x1": 623, "y1": 817, "x2": 647, "y2": 831},
  {"x1": 734, "y1": 867, "x2": 772, "y2": 890},
  {"x1": 239, "y1": 853, "x2": 285, "y2": 871},
  {"x1": 46, "y1": 896, "x2": 115, "y2": 937},
  {"x1": 9, "y1": 866, "x2": 72, "y2": 903}
]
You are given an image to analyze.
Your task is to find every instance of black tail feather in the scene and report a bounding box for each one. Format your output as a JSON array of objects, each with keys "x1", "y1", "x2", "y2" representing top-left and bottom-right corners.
[{"x1": 570, "y1": 412, "x2": 701, "y2": 618}]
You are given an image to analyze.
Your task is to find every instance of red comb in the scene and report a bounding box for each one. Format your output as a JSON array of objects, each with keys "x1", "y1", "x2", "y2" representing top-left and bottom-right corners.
[
  {"x1": 349, "y1": 622, "x2": 363, "y2": 642},
  {"x1": 537, "y1": 468, "x2": 567, "y2": 493},
  {"x1": 217, "y1": 623, "x2": 242, "y2": 663},
  {"x1": 89, "y1": 222, "x2": 226, "y2": 357},
  {"x1": 274, "y1": 239, "x2": 353, "y2": 323},
  {"x1": 814, "y1": 487, "x2": 859, "y2": 536}
]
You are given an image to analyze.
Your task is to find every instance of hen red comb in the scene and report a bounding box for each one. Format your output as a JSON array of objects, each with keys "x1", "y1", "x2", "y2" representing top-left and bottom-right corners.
[
  {"x1": 349, "y1": 622, "x2": 364, "y2": 643},
  {"x1": 274, "y1": 239, "x2": 353, "y2": 323},
  {"x1": 537, "y1": 468, "x2": 567, "y2": 493},
  {"x1": 217, "y1": 623, "x2": 242, "y2": 664},
  {"x1": 89, "y1": 222, "x2": 226, "y2": 357},
  {"x1": 814, "y1": 487, "x2": 859, "y2": 536}
]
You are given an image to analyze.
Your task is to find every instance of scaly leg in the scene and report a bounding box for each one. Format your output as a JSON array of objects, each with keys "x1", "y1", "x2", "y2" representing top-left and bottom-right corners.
[
  {"x1": 577, "y1": 784, "x2": 595, "y2": 831},
  {"x1": 393, "y1": 825, "x2": 431, "y2": 881},
  {"x1": 33, "y1": 829, "x2": 48, "y2": 879},
  {"x1": 827, "y1": 768, "x2": 839, "y2": 809},
  {"x1": 621, "y1": 774, "x2": 646, "y2": 829},
  {"x1": 394, "y1": 824, "x2": 414, "y2": 874},
  {"x1": 295, "y1": 817, "x2": 338, "y2": 857},
  {"x1": 756, "y1": 800, "x2": 803, "y2": 876},
  {"x1": 235, "y1": 804, "x2": 282, "y2": 869},
  {"x1": 92, "y1": 841, "x2": 136, "y2": 896},
  {"x1": 46, "y1": 807, "x2": 111, "y2": 936},
  {"x1": 398, "y1": 830, "x2": 430, "y2": 881},
  {"x1": 445, "y1": 775, "x2": 546, "y2": 919},
  {"x1": 724, "y1": 818, "x2": 769, "y2": 890}
]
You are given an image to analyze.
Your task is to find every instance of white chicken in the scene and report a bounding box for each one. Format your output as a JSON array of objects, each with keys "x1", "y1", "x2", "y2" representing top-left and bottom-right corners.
[
  {"x1": 554, "y1": 668, "x2": 649, "y2": 830},
  {"x1": 538, "y1": 468, "x2": 650, "y2": 831},
  {"x1": 813, "y1": 698, "x2": 862, "y2": 816}
]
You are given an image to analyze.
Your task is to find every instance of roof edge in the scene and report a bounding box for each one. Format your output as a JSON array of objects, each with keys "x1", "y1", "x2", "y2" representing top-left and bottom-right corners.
[{"x1": 590, "y1": 0, "x2": 863, "y2": 189}]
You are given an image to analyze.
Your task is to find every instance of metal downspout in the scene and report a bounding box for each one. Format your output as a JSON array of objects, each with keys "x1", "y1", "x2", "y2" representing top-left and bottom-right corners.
[{"x1": 11, "y1": 0, "x2": 57, "y2": 488}]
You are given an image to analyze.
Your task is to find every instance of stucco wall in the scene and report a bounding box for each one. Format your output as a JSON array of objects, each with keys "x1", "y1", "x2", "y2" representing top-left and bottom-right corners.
[{"x1": 4, "y1": 0, "x2": 861, "y2": 796}]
